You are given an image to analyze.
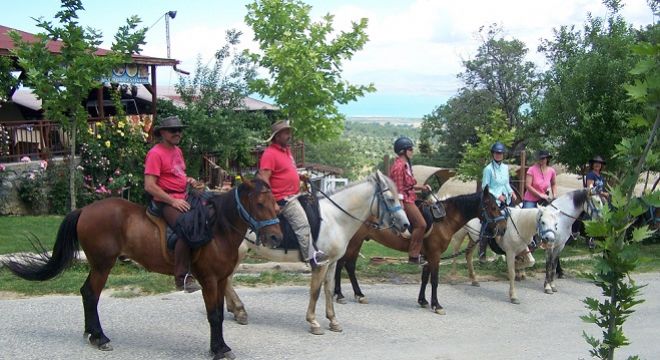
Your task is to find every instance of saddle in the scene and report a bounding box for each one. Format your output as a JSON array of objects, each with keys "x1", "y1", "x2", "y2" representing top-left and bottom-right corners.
[
  {"x1": 401, "y1": 201, "x2": 443, "y2": 239},
  {"x1": 274, "y1": 194, "x2": 322, "y2": 254},
  {"x1": 145, "y1": 201, "x2": 203, "y2": 265}
]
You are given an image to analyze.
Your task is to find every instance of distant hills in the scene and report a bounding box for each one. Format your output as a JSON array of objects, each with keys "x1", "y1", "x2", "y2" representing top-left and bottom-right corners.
[{"x1": 347, "y1": 116, "x2": 423, "y2": 127}]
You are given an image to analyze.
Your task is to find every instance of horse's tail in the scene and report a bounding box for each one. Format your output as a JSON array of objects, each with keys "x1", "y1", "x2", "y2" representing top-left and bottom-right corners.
[{"x1": 4, "y1": 209, "x2": 82, "y2": 281}]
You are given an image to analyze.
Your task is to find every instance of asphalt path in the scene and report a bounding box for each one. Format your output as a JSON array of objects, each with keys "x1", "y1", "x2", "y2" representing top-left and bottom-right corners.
[{"x1": 0, "y1": 272, "x2": 658, "y2": 360}]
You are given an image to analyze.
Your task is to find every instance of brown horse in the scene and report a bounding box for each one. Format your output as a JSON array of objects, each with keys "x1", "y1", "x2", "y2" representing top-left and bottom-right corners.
[
  {"x1": 2, "y1": 179, "x2": 282, "y2": 360},
  {"x1": 333, "y1": 186, "x2": 506, "y2": 314}
]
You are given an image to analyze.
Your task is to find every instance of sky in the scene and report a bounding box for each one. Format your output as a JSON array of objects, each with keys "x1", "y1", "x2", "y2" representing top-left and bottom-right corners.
[{"x1": 0, "y1": 0, "x2": 656, "y2": 118}]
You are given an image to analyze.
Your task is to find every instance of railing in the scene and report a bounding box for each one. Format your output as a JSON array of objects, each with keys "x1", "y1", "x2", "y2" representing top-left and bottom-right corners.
[{"x1": 0, "y1": 120, "x2": 70, "y2": 162}]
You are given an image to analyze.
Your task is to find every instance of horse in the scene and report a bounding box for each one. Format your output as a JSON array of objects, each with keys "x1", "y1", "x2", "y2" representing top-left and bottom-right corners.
[
  {"x1": 223, "y1": 170, "x2": 410, "y2": 335},
  {"x1": 332, "y1": 186, "x2": 507, "y2": 314},
  {"x1": 450, "y1": 189, "x2": 603, "y2": 297},
  {"x1": 2, "y1": 179, "x2": 282, "y2": 360},
  {"x1": 449, "y1": 206, "x2": 560, "y2": 303}
]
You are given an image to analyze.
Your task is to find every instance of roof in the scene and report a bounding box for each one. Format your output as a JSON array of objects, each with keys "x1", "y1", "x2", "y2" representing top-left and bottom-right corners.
[
  {"x1": 0, "y1": 25, "x2": 178, "y2": 66},
  {"x1": 135, "y1": 85, "x2": 279, "y2": 111}
]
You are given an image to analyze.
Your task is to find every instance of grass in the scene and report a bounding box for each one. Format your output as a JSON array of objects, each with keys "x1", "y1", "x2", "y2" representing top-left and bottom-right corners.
[{"x1": 0, "y1": 216, "x2": 658, "y2": 297}]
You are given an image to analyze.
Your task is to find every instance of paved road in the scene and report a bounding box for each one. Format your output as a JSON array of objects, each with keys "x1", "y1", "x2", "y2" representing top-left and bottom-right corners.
[{"x1": 0, "y1": 272, "x2": 658, "y2": 360}]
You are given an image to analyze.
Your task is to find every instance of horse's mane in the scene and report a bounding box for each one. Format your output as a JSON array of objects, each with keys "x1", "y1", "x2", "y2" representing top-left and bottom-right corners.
[
  {"x1": 323, "y1": 172, "x2": 381, "y2": 196},
  {"x1": 443, "y1": 192, "x2": 482, "y2": 217},
  {"x1": 569, "y1": 189, "x2": 589, "y2": 209}
]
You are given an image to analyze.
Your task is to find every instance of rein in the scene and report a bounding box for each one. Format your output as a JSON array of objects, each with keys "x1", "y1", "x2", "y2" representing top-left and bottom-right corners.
[{"x1": 233, "y1": 186, "x2": 280, "y2": 244}]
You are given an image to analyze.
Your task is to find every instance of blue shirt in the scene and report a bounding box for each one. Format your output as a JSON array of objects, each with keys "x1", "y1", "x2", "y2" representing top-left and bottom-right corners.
[
  {"x1": 482, "y1": 160, "x2": 513, "y2": 206},
  {"x1": 586, "y1": 171, "x2": 606, "y2": 192}
]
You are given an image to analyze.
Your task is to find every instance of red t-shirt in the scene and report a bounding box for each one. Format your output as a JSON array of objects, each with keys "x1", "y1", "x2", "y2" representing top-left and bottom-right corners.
[
  {"x1": 389, "y1": 157, "x2": 417, "y2": 204},
  {"x1": 259, "y1": 143, "x2": 299, "y2": 201},
  {"x1": 144, "y1": 143, "x2": 187, "y2": 202}
]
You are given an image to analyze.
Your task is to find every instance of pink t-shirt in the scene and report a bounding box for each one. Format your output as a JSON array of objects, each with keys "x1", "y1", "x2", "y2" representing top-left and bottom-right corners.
[
  {"x1": 523, "y1": 164, "x2": 556, "y2": 202},
  {"x1": 144, "y1": 143, "x2": 187, "y2": 202},
  {"x1": 259, "y1": 143, "x2": 299, "y2": 201}
]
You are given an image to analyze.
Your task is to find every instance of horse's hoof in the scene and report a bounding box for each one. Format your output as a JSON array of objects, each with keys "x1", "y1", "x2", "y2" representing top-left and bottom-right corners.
[
  {"x1": 510, "y1": 298, "x2": 520, "y2": 305},
  {"x1": 551, "y1": 286, "x2": 557, "y2": 293},
  {"x1": 544, "y1": 288, "x2": 553, "y2": 294},
  {"x1": 433, "y1": 307, "x2": 446, "y2": 315},
  {"x1": 310, "y1": 326, "x2": 325, "y2": 335},
  {"x1": 83, "y1": 332, "x2": 90, "y2": 339},
  {"x1": 223, "y1": 350, "x2": 236, "y2": 360},
  {"x1": 357, "y1": 296, "x2": 369, "y2": 304},
  {"x1": 335, "y1": 296, "x2": 347, "y2": 305},
  {"x1": 98, "y1": 342, "x2": 113, "y2": 351},
  {"x1": 471, "y1": 281, "x2": 480, "y2": 287},
  {"x1": 329, "y1": 323, "x2": 343, "y2": 332},
  {"x1": 234, "y1": 312, "x2": 248, "y2": 325},
  {"x1": 418, "y1": 300, "x2": 429, "y2": 308}
]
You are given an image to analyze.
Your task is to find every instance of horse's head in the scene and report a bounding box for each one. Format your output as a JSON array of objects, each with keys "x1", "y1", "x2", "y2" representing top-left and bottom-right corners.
[
  {"x1": 585, "y1": 188, "x2": 605, "y2": 220},
  {"x1": 372, "y1": 170, "x2": 410, "y2": 232},
  {"x1": 536, "y1": 207, "x2": 560, "y2": 244},
  {"x1": 236, "y1": 178, "x2": 283, "y2": 248},
  {"x1": 480, "y1": 185, "x2": 507, "y2": 237}
]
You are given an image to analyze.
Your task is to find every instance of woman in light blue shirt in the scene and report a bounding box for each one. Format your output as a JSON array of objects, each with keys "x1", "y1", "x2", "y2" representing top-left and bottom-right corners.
[{"x1": 481, "y1": 141, "x2": 517, "y2": 207}]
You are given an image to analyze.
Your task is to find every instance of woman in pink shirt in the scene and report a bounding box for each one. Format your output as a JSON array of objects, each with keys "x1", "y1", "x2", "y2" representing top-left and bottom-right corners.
[{"x1": 523, "y1": 150, "x2": 557, "y2": 208}]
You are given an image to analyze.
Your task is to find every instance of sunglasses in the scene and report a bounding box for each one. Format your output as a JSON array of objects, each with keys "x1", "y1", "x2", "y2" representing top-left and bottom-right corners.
[{"x1": 164, "y1": 128, "x2": 183, "y2": 134}]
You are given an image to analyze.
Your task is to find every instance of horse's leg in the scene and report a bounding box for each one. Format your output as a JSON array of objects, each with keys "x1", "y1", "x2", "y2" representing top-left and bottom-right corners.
[
  {"x1": 324, "y1": 262, "x2": 342, "y2": 332},
  {"x1": 81, "y1": 266, "x2": 113, "y2": 350},
  {"x1": 544, "y1": 249, "x2": 555, "y2": 294},
  {"x1": 306, "y1": 266, "x2": 326, "y2": 335},
  {"x1": 428, "y1": 261, "x2": 446, "y2": 315},
  {"x1": 506, "y1": 252, "x2": 520, "y2": 304},
  {"x1": 466, "y1": 240, "x2": 479, "y2": 286},
  {"x1": 225, "y1": 244, "x2": 248, "y2": 325},
  {"x1": 345, "y1": 257, "x2": 367, "y2": 304},
  {"x1": 449, "y1": 229, "x2": 467, "y2": 281},
  {"x1": 203, "y1": 278, "x2": 234, "y2": 360},
  {"x1": 333, "y1": 258, "x2": 347, "y2": 304},
  {"x1": 549, "y1": 249, "x2": 562, "y2": 292},
  {"x1": 556, "y1": 255, "x2": 564, "y2": 278},
  {"x1": 417, "y1": 265, "x2": 430, "y2": 308}
]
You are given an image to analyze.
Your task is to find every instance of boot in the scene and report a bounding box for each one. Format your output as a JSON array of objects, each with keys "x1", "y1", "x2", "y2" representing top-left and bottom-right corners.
[
  {"x1": 478, "y1": 237, "x2": 488, "y2": 263},
  {"x1": 174, "y1": 240, "x2": 201, "y2": 293}
]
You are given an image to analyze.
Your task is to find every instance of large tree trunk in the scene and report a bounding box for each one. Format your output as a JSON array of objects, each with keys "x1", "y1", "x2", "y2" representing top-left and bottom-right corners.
[{"x1": 69, "y1": 121, "x2": 77, "y2": 210}]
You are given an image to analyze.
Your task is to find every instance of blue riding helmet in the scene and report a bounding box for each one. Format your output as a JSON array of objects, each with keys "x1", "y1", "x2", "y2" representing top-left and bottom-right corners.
[
  {"x1": 491, "y1": 141, "x2": 506, "y2": 154},
  {"x1": 394, "y1": 137, "x2": 414, "y2": 155}
]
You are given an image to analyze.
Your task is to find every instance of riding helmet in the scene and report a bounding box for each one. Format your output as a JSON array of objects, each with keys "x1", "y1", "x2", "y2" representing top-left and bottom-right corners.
[
  {"x1": 394, "y1": 136, "x2": 414, "y2": 155},
  {"x1": 490, "y1": 141, "x2": 506, "y2": 154}
]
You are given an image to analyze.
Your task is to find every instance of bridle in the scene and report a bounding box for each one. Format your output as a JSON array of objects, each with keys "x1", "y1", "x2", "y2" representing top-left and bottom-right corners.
[
  {"x1": 234, "y1": 185, "x2": 280, "y2": 242},
  {"x1": 479, "y1": 195, "x2": 507, "y2": 239},
  {"x1": 536, "y1": 210, "x2": 558, "y2": 243}
]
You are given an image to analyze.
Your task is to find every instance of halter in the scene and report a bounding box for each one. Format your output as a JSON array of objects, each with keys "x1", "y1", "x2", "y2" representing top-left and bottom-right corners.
[
  {"x1": 234, "y1": 187, "x2": 279, "y2": 240},
  {"x1": 536, "y1": 211, "x2": 558, "y2": 243},
  {"x1": 478, "y1": 196, "x2": 507, "y2": 240}
]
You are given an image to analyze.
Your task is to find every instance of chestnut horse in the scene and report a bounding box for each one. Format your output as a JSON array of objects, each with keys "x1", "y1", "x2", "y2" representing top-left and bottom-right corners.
[
  {"x1": 2, "y1": 179, "x2": 282, "y2": 360},
  {"x1": 333, "y1": 186, "x2": 506, "y2": 314}
]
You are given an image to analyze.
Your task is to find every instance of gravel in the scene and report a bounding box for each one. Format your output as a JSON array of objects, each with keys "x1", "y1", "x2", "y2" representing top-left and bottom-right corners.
[{"x1": 0, "y1": 272, "x2": 658, "y2": 360}]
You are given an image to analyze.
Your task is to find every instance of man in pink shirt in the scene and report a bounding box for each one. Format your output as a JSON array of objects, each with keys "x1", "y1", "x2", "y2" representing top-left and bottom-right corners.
[
  {"x1": 144, "y1": 116, "x2": 201, "y2": 293},
  {"x1": 258, "y1": 120, "x2": 328, "y2": 268}
]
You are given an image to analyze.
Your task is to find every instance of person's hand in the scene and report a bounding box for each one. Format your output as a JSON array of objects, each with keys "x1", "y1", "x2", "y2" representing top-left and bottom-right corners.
[
  {"x1": 498, "y1": 194, "x2": 506, "y2": 203},
  {"x1": 511, "y1": 192, "x2": 517, "y2": 201},
  {"x1": 170, "y1": 198, "x2": 190, "y2": 212},
  {"x1": 299, "y1": 173, "x2": 310, "y2": 183}
]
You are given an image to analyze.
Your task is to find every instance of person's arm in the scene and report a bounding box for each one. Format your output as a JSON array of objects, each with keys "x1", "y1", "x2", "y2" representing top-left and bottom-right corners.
[
  {"x1": 550, "y1": 171, "x2": 557, "y2": 199},
  {"x1": 481, "y1": 165, "x2": 491, "y2": 191},
  {"x1": 504, "y1": 167, "x2": 516, "y2": 201},
  {"x1": 257, "y1": 169, "x2": 272, "y2": 186},
  {"x1": 144, "y1": 175, "x2": 190, "y2": 212}
]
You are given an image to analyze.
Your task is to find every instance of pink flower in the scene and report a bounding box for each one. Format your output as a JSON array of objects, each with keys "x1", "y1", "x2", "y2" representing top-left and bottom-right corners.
[
  {"x1": 114, "y1": 169, "x2": 121, "y2": 176},
  {"x1": 0, "y1": 164, "x2": 5, "y2": 172},
  {"x1": 40, "y1": 160, "x2": 48, "y2": 170},
  {"x1": 20, "y1": 156, "x2": 30, "y2": 163}
]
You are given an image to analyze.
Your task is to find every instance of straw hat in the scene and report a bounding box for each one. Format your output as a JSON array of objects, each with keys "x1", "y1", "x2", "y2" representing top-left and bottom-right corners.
[
  {"x1": 266, "y1": 120, "x2": 292, "y2": 142},
  {"x1": 153, "y1": 116, "x2": 186, "y2": 136}
]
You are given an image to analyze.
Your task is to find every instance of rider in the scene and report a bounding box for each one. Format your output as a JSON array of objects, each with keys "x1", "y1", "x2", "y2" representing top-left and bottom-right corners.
[
  {"x1": 479, "y1": 141, "x2": 517, "y2": 262},
  {"x1": 258, "y1": 120, "x2": 329, "y2": 269},
  {"x1": 144, "y1": 116, "x2": 201, "y2": 293},
  {"x1": 389, "y1": 136, "x2": 431, "y2": 265},
  {"x1": 522, "y1": 149, "x2": 557, "y2": 208},
  {"x1": 586, "y1": 155, "x2": 609, "y2": 199}
]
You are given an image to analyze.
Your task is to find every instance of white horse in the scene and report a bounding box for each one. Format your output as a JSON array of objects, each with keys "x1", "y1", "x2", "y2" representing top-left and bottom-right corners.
[
  {"x1": 542, "y1": 189, "x2": 603, "y2": 294},
  {"x1": 450, "y1": 206, "x2": 560, "y2": 304},
  {"x1": 224, "y1": 171, "x2": 410, "y2": 335}
]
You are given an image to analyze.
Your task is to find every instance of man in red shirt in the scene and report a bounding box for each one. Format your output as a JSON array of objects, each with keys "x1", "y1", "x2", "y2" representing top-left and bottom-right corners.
[
  {"x1": 390, "y1": 137, "x2": 430, "y2": 265},
  {"x1": 144, "y1": 116, "x2": 201, "y2": 292},
  {"x1": 258, "y1": 120, "x2": 328, "y2": 268}
]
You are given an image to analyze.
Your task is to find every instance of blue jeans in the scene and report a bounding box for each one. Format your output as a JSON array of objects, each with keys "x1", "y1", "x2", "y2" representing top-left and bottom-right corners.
[{"x1": 522, "y1": 200, "x2": 538, "y2": 208}]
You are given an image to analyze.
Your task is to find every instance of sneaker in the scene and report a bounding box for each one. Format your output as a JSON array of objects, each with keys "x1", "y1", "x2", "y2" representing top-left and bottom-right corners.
[
  {"x1": 310, "y1": 251, "x2": 329, "y2": 269},
  {"x1": 478, "y1": 254, "x2": 487, "y2": 264},
  {"x1": 407, "y1": 256, "x2": 428, "y2": 266}
]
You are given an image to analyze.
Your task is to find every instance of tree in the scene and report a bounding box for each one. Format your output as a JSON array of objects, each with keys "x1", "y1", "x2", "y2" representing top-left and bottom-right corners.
[
  {"x1": 8, "y1": 0, "x2": 145, "y2": 209},
  {"x1": 533, "y1": 2, "x2": 641, "y2": 173},
  {"x1": 581, "y1": 22, "x2": 659, "y2": 359},
  {"x1": 173, "y1": 29, "x2": 271, "y2": 176},
  {"x1": 456, "y1": 109, "x2": 516, "y2": 182},
  {"x1": 459, "y1": 24, "x2": 539, "y2": 142},
  {"x1": 420, "y1": 88, "x2": 498, "y2": 167},
  {"x1": 245, "y1": 0, "x2": 375, "y2": 142}
]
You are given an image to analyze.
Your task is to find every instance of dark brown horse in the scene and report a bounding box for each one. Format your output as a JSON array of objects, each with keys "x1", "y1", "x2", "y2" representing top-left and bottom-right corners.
[
  {"x1": 334, "y1": 186, "x2": 506, "y2": 314},
  {"x1": 2, "y1": 179, "x2": 282, "y2": 360}
]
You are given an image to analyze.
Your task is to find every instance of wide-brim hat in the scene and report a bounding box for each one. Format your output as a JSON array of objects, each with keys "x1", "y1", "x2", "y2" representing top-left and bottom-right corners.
[
  {"x1": 537, "y1": 149, "x2": 552, "y2": 160},
  {"x1": 589, "y1": 155, "x2": 606, "y2": 165},
  {"x1": 266, "y1": 120, "x2": 293, "y2": 142},
  {"x1": 153, "y1": 116, "x2": 187, "y2": 136}
]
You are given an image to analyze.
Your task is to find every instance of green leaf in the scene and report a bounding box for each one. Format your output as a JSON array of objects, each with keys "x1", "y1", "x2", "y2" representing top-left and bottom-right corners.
[{"x1": 630, "y1": 226, "x2": 653, "y2": 243}]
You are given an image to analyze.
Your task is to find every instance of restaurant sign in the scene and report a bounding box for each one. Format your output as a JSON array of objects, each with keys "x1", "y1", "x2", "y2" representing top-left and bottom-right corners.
[{"x1": 102, "y1": 64, "x2": 150, "y2": 84}]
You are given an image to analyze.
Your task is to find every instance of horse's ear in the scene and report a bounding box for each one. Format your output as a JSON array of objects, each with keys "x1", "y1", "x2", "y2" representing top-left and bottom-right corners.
[
  {"x1": 483, "y1": 185, "x2": 490, "y2": 195},
  {"x1": 242, "y1": 177, "x2": 255, "y2": 191}
]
